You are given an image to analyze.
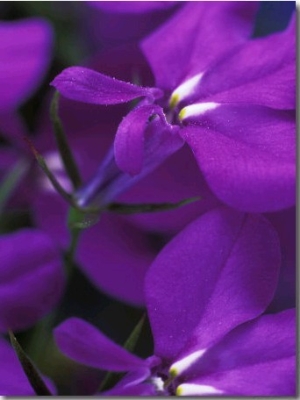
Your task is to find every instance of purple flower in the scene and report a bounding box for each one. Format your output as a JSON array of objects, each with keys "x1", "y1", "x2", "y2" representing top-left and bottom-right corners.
[
  {"x1": 0, "y1": 229, "x2": 65, "y2": 332},
  {"x1": 54, "y1": 207, "x2": 295, "y2": 396},
  {"x1": 0, "y1": 18, "x2": 53, "y2": 145},
  {"x1": 30, "y1": 46, "x2": 219, "y2": 305},
  {"x1": 51, "y1": 3, "x2": 295, "y2": 213}
]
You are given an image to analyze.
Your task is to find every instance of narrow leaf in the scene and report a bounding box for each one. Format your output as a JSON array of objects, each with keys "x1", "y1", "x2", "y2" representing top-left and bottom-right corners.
[
  {"x1": 50, "y1": 91, "x2": 82, "y2": 189},
  {"x1": 9, "y1": 331, "x2": 52, "y2": 396},
  {"x1": 106, "y1": 196, "x2": 201, "y2": 215},
  {"x1": 99, "y1": 314, "x2": 146, "y2": 392},
  {"x1": 123, "y1": 313, "x2": 146, "y2": 353}
]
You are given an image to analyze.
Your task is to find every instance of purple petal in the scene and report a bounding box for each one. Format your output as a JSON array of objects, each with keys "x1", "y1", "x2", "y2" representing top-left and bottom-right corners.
[
  {"x1": 145, "y1": 207, "x2": 280, "y2": 361},
  {"x1": 54, "y1": 318, "x2": 146, "y2": 372},
  {"x1": 114, "y1": 104, "x2": 182, "y2": 176},
  {"x1": 114, "y1": 104, "x2": 165, "y2": 175},
  {"x1": 119, "y1": 145, "x2": 221, "y2": 234},
  {"x1": 102, "y1": 382, "x2": 156, "y2": 396},
  {"x1": 185, "y1": 310, "x2": 295, "y2": 396},
  {"x1": 196, "y1": 15, "x2": 295, "y2": 109},
  {"x1": 141, "y1": 2, "x2": 258, "y2": 90},
  {"x1": 204, "y1": 63, "x2": 295, "y2": 110},
  {"x1": 90, "y1": 1, "x2": 177, "y2": 13},
  {"x1": 0, "y1": 229, "x2": 65, "y2": 332},
  {"x1": 181, "y1": 105, "x2": 295, "y2": 212},
  {"x1": 113, "y1": 115, "x2": 184, "y2": 187},
  {"x1": 0, "y1": 18, "x2": 53, "y2": 112},
  {"x1": 101, "y1": 368, "x2": 155, "y2": 396},
  {"x1": 51, "y1": 66, "x2": 162, "y2": 105},
  {"x1": 0, "y1": 336, "x2": 35, "y2": 395},
  {"x1": 77, "y1": 213, "x2": 156, "y2": 306},
  {"x1": 0, "y1": 336, "x2": 56, "y2": 395}
]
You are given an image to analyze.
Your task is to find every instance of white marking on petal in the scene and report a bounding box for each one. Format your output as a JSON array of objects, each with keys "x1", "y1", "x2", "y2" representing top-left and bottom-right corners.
[
  {"x1": 169, "y1": 73, "x2": 204, "y2": 109},
  {"x1": 169, "y1": 349, "x2": 206, "y2": 377},
  {"x1": 176, "y1": 383, "x2": 223, "y2": 396},
  {"x1": 179, "y1": 102, "x2": 219, "y2": 121}
]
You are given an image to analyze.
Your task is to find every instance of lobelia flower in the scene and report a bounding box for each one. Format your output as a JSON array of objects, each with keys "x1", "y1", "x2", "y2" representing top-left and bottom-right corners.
[
  {"x1": 54, "y1": 207, "x2": 296, "y2": 396},
  {"x1": 51, "y1": 2, "x2": 296, "y2": 213},
  {"x1": 31, "y1": 44, "x2": 219, "y2": 306}
]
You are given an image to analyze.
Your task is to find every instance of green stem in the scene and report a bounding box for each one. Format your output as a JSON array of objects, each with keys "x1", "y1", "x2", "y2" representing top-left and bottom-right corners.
[{"x1": 50, "y1": 91, "x2": 82, "y2": 189}]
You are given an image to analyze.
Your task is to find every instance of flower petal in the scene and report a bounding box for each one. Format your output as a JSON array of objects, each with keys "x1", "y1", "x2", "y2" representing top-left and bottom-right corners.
[
  {"x1": 54, "y1": 318, "x2": 146, "y2": 372},
  {"x1": 119, "y1": 145, "x2": 221, "y2": 234},
  {"x1": 196, "y1": 14, "x2": 295, "y2": 109},
  {"x1": 0, "y1": 229, "x2": 65, "y2": 332},
  {"x1": 51, "y1": 66, "x2": 161, "y2": 105},
  {"x1": 100, "y1": 368, "x2": 155, "y2": 396},
  {"x1": 181, "y1": 105, "x2": 296, "y2": 212},
  {"x1": 114, "y1": 104, "x2": 165, "y2": 175},
  {"x1": 114, "y1": 104, "x2": 183, "y2": 176},
  {"x1": 141, "y1": 2, "x2": 258, "y2": 90},
  {"x1": 0, "y1": 18, "x2": 53, "y2": 112},
  {"x1": 90, "y1": 2, "x2": 177, "y2": 13},
  {"x1": 77, "y1": 213, "x2": 156, "y2": 306},
  {"x1": 185, "y1": 310, "x2": 296, "y2": 396},
  {"x1": 145, "y1": 207, "x2": 280, "y2": 361}
]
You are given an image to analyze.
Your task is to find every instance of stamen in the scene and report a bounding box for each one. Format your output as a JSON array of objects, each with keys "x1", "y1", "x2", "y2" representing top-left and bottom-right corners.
[
  {"x1": 169, "y1": 349, "x2": 206, "y2": 377},
  {"x1": 179, "y1": 102, "x2": 219, "y2": 121},
  {"x1": 176, "y1": 383, "x2": 223, "y2": 396},
  {"x1": 169, "y1": 73, "x2": 203, "y2": 109}
]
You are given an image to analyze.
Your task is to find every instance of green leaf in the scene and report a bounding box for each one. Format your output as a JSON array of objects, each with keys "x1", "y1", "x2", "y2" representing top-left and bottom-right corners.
[
  {"x1": 50, "y1": 91, "x2": 82, "y2": 189},
  {"x1": 106, "y1": 196, "x2": 201, "y2": 215},
  {"x1": 123, "y1": 313, "x2": 146, "y2": 353},
  {"x1": 0, "y1": 159, "x2": 28, "y2": 215},
  {"x1": 9, "y1": 331, "x2": 52, "y2": 396}
]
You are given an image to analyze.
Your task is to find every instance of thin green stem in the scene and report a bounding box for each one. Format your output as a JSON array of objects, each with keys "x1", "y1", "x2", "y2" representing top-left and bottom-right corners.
[{"x1": 50, "y1": 91, "x2": 82, "y2": 189}]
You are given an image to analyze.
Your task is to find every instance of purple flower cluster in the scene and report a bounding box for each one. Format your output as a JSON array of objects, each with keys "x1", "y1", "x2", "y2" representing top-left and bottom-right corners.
[{"x1": 0, "y1": 2, "x2": 296, "y2": 396}]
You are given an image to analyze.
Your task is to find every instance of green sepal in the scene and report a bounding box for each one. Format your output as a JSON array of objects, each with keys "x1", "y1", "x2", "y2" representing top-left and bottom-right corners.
[
  {"x1": 67, "y1": 206, "x2": 100, "y2": 231},
  {"x1": 9, "y1": 331, "x2": 52, "y2": 396},
  {"x1": 50, "y1": 91, "x2": 82, "y2": 189},
  {"x1": 106, "y1": 196, "x2": 201, "y2": 215}
]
